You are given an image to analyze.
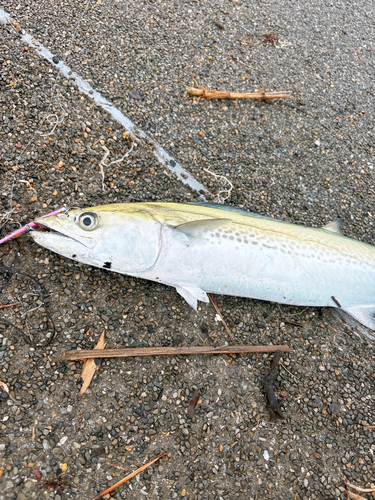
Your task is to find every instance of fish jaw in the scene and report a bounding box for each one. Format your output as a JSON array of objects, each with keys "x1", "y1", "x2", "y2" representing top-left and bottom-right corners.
[
  {"x1": 30, "y1": 229, "x2": 101, "y2": 266},
  {"x1": 30, "y1": 206, "x2": 163, "y2": 275}
]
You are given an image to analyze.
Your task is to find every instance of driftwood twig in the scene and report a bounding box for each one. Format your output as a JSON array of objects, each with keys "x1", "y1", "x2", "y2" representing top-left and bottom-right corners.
[
  {"x1": 346, "y1": 481, "x2": 375, "y2": 494},
  {"x1": 187, "y1": 87, "x2": 291, "y2": 100},
  {"x1": 60, "y1": 344, "x2": 291, "y2": 361},
  {"x1": 346, "y1": 491, "x2": 367, "y2": 500},
  {"x1": 263, "y1": 350, "x2": 285, "y2": 419},
  {"x1": 0, "y1": 302, "x2": 21, "y2": 309},
  {"x1": 208, "y1": 293, "x2": 238, "y2": 345},
  {"x1": 90, "y1": 452, "x2": 168, "y2": 500}
]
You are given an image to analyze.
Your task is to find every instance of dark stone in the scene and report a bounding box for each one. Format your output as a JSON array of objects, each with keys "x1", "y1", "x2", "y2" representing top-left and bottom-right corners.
[{"x1": 330, "y1": 403, "x2": 340, "y2": 415}]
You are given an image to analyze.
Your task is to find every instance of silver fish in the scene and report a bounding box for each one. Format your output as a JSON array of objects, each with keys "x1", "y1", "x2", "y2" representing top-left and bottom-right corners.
[{"x1": 26, "y1": 202, "x2": 375, "y2": 332}]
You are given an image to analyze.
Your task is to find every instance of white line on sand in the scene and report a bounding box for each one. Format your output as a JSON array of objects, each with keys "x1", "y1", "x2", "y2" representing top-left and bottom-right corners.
[{"x1": 0, "y1": 7, "x2": 210, "y2": 196}]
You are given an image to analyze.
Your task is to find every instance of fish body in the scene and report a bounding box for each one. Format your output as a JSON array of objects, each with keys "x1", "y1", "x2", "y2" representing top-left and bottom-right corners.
[{"x1": 30, "y1": 202, "x2": 375, "y2": 331}]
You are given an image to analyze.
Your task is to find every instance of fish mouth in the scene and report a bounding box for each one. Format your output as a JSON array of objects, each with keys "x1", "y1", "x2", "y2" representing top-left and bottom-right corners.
[{"x1": 30, "y1": 219, "x2": 97, "y2": 249}]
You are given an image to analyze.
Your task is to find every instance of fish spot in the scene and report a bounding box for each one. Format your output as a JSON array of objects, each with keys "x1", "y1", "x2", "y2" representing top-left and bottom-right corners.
[
  {"x1": 235, "y1": 232, "x2": 240, "y2": 236},
  {"x1": 244, "y1": 240, "x2": 249, "y2": 244},
  {"x1": 237, "y1": 238, "x2": 242, "y2": 243},
  {"x1": 229, "y1": 236, "x2": 234, "y2": 240},
  {"x1": 103, "y1": 262, "x2": 112, "y2": 269},
  {"x1": 263, "y1": 243, "x2": 276, "y2": 249},
  {"x1": 215, "y1": 232, "x2": 221, "y2": 238},
  {"x1": 223, "y1": 234, "x2": 228, "y2": 238},
  {"x1": 252, "y1": 241, "x2": 258, "y2": 245}
]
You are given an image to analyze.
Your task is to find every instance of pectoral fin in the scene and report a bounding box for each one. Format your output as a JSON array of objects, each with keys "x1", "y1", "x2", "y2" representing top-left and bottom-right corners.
[
  {"x1": 173, "y1": 218, "x2": 230, "y2": 238},
  {"x1": 342, "y1": 305, "x2": 375, "y2": 331},
  {"x1": 322, "y1": 219, "x2": 344, "y2": 235},
  {"x1": 175, "y1": 285, "x2": 209, "y2": 310}
]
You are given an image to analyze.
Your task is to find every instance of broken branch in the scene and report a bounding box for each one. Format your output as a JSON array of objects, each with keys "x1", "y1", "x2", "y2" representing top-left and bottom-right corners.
[
  {"x1": 90, "y1": 452, "x2": 168, "y2": 500},
  {"x1": 0, "y1": 302, "x2": 21, "y2": 309},
  {"x1": 187, "y1": 87, "x2": 291, "y2": 100},
  {"x1": 346, "y1": 482, "x2": 375, "y2": 493},
  {"x1": 60, "y1": 344, "x2": 291, "y2": 361},
  {"x1": 346, "y1": 491, "x2": 367, "y2": 500},
  {"x1": 208, "y1": 293, "x2": 238, "y2": 345},
  {"x1": 237, "y1": 36, "x2": 257, "y2": 45}
]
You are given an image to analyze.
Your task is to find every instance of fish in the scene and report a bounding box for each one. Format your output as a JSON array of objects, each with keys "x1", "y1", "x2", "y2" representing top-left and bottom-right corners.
[{"x1": 4, "y1": 202, "x2": 375, "y2": 331}]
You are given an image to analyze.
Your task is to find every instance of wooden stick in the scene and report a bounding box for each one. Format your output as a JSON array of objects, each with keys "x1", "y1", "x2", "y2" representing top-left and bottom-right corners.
[
  {"x1": 59, "y1": 344, "x2": 291, "y2": 361},
  {"x1": 237, "y1": 37, "x2": 257, "y2": 45},
  {"x1": 187, "y1": 87, "x2": 291, "y2": 100},
  {"x1": 208, "y1": 293, "x2": 238, "y2": 345},
  {"x1": 346, "y1": 491, "x2": 367, "y2": 500},
  {"x1": 346, "y1": 482, "x2": 375, "y2": 493},
  {"x1": 90, "y1": 452, "x2": 168, "y2": 500},
  {"x1": 0, "y1": 302, "x2": 21, "y2": 309}
]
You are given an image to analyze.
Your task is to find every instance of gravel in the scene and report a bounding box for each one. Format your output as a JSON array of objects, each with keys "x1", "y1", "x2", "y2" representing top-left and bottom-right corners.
[{"x1": 0, "y1": 1, "x2": 375, "y2": 499}]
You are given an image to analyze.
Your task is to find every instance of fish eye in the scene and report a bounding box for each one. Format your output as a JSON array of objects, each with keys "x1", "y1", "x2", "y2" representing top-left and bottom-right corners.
[{"x1": 78, "y1": 212, "x2": 99, "y2": 231}]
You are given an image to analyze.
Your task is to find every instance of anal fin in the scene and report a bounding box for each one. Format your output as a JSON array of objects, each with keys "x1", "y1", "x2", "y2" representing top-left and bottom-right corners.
[
  {"x1": 175, "y1": 285, "x2": 209, "y2": 310},
  {"x1": 342, "y1": 305, "x2": 375, "y2": 331}
]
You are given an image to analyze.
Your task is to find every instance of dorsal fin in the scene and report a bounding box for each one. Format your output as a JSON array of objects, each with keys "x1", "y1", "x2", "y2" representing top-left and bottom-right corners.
[
  {"x1": 188, "y1": 202, "x2": 280, "y2": 221},
  {"x1": 322, "y1": 218, "x2": 344, "y2": 235},
  {"x1": 173, "y1": 218, "x2": 230, "y2": 238}
]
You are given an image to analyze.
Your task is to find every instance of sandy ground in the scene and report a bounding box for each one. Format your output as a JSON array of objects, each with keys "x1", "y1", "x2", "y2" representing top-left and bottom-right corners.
[{"x1": 0, "y1": 1, "x2": 374, "y2": 499}]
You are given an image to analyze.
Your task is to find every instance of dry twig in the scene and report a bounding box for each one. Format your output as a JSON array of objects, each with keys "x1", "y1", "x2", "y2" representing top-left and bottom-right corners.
[
  {"x1": 90, "y1": 452, "x2": 168, "y2": 500},
  {"x1": 187, "y1": 87, "x2": 291, "y2": 100},
  {"x1": 279, "y1": 360, "x2": 298, "y2": 382},
  {"x1": 0, "y1": 302, "x2": 21, "y2": 309},
  {"x1": 208, "y1": 293, "x2": 238, "y2": 345},
  {"x1": 346, "y1": 481, "x2": 375, "y2": 493},
  {"x1": 237, "y1": 36, "x2": 257, "y2": 45},
  {"x1": 346, "y1": 492, "x2": 367, "y2": 500},
  {"x1": 60, "y1": 344, "x2": 291, "y2": 361}
]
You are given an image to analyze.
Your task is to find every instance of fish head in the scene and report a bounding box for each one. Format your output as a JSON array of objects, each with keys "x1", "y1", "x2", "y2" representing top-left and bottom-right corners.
[{"x1": 30, "y1": 205, "x2": 162, "y2": 274}]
